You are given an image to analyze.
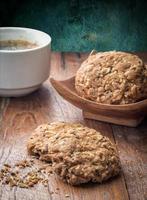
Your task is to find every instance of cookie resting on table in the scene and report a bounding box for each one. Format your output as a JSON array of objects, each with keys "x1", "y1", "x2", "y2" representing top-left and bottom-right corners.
[{"x1": 27, "y1": 122, "x2": 121, "y2": 185}]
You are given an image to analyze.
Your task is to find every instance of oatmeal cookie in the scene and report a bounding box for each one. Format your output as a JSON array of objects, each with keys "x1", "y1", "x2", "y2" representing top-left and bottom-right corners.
[
  {"x1": 27, "y1": 122, "x2": 120, "y2": 185},
  {"x1": 75, "y1": 51, "x2": 147, "y2": 104}
]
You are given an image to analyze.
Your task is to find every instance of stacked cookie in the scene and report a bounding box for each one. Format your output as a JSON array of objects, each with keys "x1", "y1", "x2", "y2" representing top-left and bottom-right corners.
[
  {"x1": 75, "y1": 51, "x2": 147, "y2": 104},
  {"x1": 27, "y1": 122, "x2": 120, "y2": 185}
]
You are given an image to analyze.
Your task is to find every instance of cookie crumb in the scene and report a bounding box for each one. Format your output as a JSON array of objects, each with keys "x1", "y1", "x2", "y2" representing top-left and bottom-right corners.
[
  {"x1": 0, "y1": 159, "x2": 52, "y2": 189},
  {"x1": 50, "y1": 191, "x2": 54, "y2": 195}
]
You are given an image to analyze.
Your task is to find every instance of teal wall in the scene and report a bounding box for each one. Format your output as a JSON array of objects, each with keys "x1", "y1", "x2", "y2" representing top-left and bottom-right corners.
[{"x1": 0, "y1": 0, "x2": 147, "y2": 52}]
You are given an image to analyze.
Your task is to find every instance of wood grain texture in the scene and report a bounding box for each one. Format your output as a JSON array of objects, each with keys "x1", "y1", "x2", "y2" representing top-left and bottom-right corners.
[
  {"x1": 112, "y1": 122, "x2": 147, "y2": 200},
  {"x1": 0, "y1": 52, "x2": 146, "y2": 200}
]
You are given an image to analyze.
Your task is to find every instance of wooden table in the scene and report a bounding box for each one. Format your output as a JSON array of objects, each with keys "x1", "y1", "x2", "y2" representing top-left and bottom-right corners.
[{"x1": 0, "y1": 52, "x2": 146, "y2": 200}]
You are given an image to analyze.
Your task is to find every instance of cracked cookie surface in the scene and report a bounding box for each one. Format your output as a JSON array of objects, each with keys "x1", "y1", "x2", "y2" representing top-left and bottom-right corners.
[
  {"x1": 27, "y1": 122, "x2": 120, "y2": 185},
  {"x1": 75, "y1": 51, "x2": 147, "y2": 104}
]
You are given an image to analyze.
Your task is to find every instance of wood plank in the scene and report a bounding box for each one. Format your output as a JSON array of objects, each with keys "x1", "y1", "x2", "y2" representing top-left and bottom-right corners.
[
  {"x1": 112, "y1": 122, "x2": 147, "y2": 200},
  {"x1": 0, "y1": 52, "x2": 134, "y2": 200}
]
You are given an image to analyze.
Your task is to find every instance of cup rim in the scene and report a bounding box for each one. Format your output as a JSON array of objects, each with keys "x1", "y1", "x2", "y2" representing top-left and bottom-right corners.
[{"x1": 0, "y1": 27, "x2": 51, "y2": 53}]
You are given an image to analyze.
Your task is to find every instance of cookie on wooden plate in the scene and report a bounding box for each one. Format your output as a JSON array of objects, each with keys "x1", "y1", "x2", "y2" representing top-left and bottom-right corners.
[
  {"x1": 75, "y1": 51, "x2": 147, "y2": 104},
  {"x1": 27, "y1": 122, "x2": 121, "y2": 185}
]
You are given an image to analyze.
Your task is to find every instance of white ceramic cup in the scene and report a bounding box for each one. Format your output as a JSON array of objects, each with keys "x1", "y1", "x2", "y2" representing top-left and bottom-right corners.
[{"x1": 0, "y1": 27, "x2": 51, "y2": 97}]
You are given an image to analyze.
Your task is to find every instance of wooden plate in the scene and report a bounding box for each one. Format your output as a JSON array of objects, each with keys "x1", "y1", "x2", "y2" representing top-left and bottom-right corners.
[{"x1": 50, "y1": 76, "x2": 147, "y2": 127}]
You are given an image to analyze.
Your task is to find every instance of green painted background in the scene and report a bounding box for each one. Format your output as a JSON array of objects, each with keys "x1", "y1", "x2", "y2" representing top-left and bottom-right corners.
[{"x1": 0, "y1": 0, "x2": 147, "y2": 51}]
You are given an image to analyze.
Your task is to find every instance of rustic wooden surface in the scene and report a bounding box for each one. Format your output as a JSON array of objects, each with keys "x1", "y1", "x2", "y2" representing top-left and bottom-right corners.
[{"x1": 0, "y1": 52, "x2": 147, "y2": 200}]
